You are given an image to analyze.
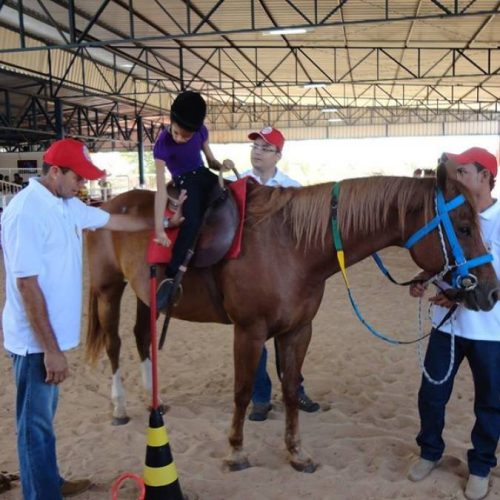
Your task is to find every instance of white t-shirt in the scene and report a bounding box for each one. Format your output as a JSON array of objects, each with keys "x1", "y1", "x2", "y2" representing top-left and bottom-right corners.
[
  {"x1": 431, "y1": 199, "x2": 500, "y2": 341},
  {"x1": 1, "y1": 178, "x2": 111, "y2": 355},
  {"x1": 239, "y1": 168, "x2": 301, "y2": 188}
]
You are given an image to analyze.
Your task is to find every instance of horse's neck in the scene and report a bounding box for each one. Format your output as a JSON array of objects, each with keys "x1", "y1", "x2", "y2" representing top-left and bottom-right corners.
[{"x1": 309, "y1": 200, "x2": 406, "y2": 279}]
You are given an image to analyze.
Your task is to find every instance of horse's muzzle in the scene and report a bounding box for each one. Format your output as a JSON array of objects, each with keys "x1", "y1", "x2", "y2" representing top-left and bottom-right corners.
[{"x1": 446, "y1": 283, "x2": 500, "y2": 312}]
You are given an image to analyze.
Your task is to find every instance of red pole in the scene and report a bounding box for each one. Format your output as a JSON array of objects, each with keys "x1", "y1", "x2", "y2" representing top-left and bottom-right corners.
[{"x1": 149, "y1": 266, "x2": 158, "y2": 410}]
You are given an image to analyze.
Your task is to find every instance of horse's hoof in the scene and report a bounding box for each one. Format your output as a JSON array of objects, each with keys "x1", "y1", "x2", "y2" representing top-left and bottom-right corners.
[
  {"x1": 291, "y1": 459, "x2": 318, "y2": 473},
  {"x1": 111, "y1": 416, "x2": 130, "y2": 426},
  {"x1": 223, "y1": 458, "x2": 251, "y2": 472}
]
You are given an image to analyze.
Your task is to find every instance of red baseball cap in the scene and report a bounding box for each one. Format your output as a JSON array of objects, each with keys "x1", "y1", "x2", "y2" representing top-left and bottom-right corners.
[
  {"x1": 445, "y1": 147, "x2": 498, "y2": 178},
  {"x1": 43, "y1": 138, "x2": 105, "y2": 180},
  {"x1": 248, "y1": 127, "x2": 285, "y2": 152}
]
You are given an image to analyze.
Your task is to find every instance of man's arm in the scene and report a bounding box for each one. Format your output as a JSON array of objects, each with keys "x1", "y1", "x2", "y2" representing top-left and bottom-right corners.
[
  {"x1": 102, "y1": 189, "x2": 187, "y2": 232},
  {"x1": 17, "y1": 276, "x2": 69, "y2": 384},
  {"x1": 103, "y1": 213, "x2": 154, "y2": 232}
]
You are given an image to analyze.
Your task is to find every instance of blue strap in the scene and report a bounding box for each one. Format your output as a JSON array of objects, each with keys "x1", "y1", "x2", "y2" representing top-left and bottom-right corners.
[
  {"x1": 436, "y1": 190, "x2": 466, "y2": 267},
  {"x1": 404, "y1": 194, "x2": 465, "y2": 248}
]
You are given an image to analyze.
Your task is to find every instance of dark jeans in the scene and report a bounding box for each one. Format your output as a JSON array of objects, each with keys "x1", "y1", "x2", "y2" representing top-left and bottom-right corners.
[
  {"x1": 417, "y1": 329, "x2": 500, "y2": 477},
  {"x1": 252, "y1": 344, "x2": 306, "y2": 404},
  {"x1": 11, "y1": 352, "x2": 63, "y2": 500},
  {"x1": 167, "y1": 167, "x2": 218, "y2": 277}
]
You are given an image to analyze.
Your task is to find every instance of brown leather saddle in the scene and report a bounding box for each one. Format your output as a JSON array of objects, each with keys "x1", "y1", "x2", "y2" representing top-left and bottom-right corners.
[{"x1": 166, "y1": 180, "x2": 239, "y2": 267}]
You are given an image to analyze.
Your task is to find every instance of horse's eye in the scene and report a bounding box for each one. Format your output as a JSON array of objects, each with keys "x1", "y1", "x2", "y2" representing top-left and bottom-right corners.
[{"x1": 458, "y1": 225, "x2": 471, "y2": 236}]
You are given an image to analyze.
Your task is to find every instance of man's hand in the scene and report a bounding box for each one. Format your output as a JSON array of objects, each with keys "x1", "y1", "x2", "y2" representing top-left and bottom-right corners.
[
  {"x1": 409, "y1": 281, "x2": 427, "y2": 298},
  {"x1": 429, "y1": 292, "x2": 456, "y2": 309},
  {"x1": 44, "y1": 351, "x2": 69, "y2": 384}
]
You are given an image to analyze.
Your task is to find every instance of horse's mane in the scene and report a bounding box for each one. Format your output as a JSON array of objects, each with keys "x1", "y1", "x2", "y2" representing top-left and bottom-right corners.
[
  {"x1": 338, "y1": 176, "x2": 436, "y2": 237},
  {"x1": 246, "y1": 176, "x2": 438, "y2": 249}
]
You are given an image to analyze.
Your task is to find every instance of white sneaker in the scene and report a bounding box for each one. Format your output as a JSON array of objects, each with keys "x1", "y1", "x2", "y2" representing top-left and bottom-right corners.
[
  {"x1": 407, "y1": 458, "x2": 439, "y2": 481},
  {"x1": 464, "y1": 474, "x2": 489, "y2": 500}
]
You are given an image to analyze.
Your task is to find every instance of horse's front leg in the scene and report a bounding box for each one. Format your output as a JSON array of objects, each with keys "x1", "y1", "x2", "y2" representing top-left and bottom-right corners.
[
  {"x1": 224, "y1": 324, "x2": 266, "y2": 471},
  {"x1": 276, "y1": 322, "x2": 317, "y2": 473}
]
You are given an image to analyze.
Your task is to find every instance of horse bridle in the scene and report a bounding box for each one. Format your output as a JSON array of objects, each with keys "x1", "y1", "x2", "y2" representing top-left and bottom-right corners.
[
  {"x1": 330, "y1": 182, "x2": 493, "y2": 346},
  {"x1": 403, "y1": 189, "x2": 492, "y2": 291}
]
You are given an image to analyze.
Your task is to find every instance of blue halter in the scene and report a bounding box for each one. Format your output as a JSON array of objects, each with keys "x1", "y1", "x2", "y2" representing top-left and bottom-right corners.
[{"x1": 404, "y1": 189, "x2": 493, "y2": 290}]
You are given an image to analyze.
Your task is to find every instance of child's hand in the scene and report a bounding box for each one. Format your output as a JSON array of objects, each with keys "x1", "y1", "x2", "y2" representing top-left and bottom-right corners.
[
  {"x1": 170, "y1": 189, "x2": 187, "y2": 227},
  {"x1": 154, "y1": 230, "x2": 171, "y2": 247},
  {"x1": 222, "y1": 159, "x2": 234, "y2": 172}
]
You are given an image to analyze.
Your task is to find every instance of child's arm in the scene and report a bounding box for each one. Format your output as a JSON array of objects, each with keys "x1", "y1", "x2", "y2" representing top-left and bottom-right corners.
[
  {"x1": 154, "y1": 159, "x2": 170, "y2": 246},
  {"x1": 202, "y1": 140, "x2": 234, "y2": 172}
]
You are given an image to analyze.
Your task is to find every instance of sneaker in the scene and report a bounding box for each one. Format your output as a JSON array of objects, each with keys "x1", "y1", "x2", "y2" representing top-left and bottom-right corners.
[
  {"x1": 407, "y1": 458, "x2": 439, "y2": 482},
  {"x1": 156, "y1": 278, "x2": 175, "y2": 311},
  {"x1": 248, "y1": 402, "x2": 272, "y2": 422},
  {"x1": 465, "y1": 474, "x2": 490, "y2": 500},
  {"x1": 298, "y1": 393, "x2": 320, "y2": 413},
  {"x1": 60, "y1": 479, "x2": 92, "y2": 497}
]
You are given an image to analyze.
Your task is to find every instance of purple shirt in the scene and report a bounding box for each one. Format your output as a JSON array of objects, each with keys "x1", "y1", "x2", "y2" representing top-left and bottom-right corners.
[{"x1": 153, "y1": 125, "x2": 208, "y2": 177}]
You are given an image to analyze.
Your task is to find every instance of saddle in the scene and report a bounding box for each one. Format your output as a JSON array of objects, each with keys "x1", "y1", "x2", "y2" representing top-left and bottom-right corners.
[{"x1": 165, "y1": 179, "x2": 241, "y2": 267}]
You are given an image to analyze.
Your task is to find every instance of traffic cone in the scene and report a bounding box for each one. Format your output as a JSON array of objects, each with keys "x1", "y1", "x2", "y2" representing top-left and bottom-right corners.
[{"x1": 143, "y1": 407, "x2": 183, "y2": 500}]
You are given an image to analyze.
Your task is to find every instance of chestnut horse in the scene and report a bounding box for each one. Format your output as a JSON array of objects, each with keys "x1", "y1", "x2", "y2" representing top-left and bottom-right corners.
[{"x1": 85, "y1": 172, "x2": 497, "y2": 472}]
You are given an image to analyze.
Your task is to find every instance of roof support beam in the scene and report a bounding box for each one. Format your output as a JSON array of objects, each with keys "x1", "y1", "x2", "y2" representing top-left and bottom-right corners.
[
  {"x1": 4, "y1": 3, "x2": 500, "y2": 52},
  {"x1": 77, "y1": 0, "x2": 113, "y2": 44}
]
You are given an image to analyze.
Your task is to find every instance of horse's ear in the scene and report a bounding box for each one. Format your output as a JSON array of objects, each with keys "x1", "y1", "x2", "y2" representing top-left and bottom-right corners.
[{"x1": 436, "y1": 162, "x2": 447, "y2": 192}]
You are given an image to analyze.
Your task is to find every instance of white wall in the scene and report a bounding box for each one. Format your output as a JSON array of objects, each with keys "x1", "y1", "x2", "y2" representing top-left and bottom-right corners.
[{"x1": 0, "y1": 152, "x2": 44, "y2": 170}]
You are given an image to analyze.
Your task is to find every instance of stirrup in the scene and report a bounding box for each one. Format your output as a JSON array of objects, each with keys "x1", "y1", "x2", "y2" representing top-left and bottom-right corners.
[{"x1": 156, "y1": 278, "x2": 180, "y2": 311}]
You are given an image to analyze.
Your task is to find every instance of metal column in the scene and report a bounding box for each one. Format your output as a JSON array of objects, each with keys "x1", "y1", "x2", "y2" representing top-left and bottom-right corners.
[{"x1": 136, "y1": 114, "x2": 145, "y2": 186}]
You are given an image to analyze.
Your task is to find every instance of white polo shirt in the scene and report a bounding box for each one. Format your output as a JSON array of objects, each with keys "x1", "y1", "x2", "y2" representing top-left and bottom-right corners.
[
  {"x1": 431, "y1": 199, "x2": 500, "y2": 341},
  {"x1": 1, "y1": 178, "x2": 110, "y2": 355},
  {"x1": 240, "y1": 168, "x2": 301, "y2": 188}
]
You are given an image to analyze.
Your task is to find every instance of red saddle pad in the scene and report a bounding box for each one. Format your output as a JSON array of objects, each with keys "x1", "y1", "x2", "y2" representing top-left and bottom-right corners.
[{"x1": 146, "y1": 177, "x2": 248, "y2": 265}]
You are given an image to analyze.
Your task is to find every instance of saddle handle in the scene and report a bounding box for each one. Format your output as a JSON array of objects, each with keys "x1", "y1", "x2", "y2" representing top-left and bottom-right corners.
[{"x1": 217, "y1": 165, "x2": 241, "y2": 188}]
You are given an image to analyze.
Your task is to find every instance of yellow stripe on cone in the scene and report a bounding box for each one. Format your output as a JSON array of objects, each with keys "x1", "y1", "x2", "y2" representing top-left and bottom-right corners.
[
  {"x1": 147, "y1": 426, "x2": 169, "y2": 447},
  {"x1": 143, "y1": 463, "x2": 178, "y2": 487}
]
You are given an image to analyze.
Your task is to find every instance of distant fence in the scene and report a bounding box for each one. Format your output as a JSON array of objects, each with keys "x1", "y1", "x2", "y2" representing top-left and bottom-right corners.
[
  {"x1": 0, "y1": 171, "x2": 156, "y2": 208},
  {"x1": 0, "y1": 181, "x2": 22, "y2": 209}
]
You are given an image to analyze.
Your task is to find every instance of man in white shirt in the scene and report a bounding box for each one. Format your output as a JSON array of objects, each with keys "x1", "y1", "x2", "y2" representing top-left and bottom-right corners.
[
  {"x1": 1, "y1": 138, "x2": 182, "y2": 500},
  {"x1": 240, "y1": 127, "x2": 320, "y2": 422},
  {"x1": 407, "y1": 147, "x2": 500, "y2": 500}
]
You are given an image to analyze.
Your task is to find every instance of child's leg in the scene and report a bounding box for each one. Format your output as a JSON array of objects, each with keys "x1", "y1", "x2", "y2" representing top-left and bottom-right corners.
[
  {"x1": 157, "y1": 168, "x2": 218, "y2": 310},
  {"x1": 166, "y1": 168, "x2": 217, "y2": 276}
]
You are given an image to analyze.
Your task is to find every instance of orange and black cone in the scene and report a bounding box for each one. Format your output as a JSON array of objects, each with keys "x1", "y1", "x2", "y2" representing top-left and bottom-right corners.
[{"x1": 143, "y1": 408, "x2": 183, "y2": 499}]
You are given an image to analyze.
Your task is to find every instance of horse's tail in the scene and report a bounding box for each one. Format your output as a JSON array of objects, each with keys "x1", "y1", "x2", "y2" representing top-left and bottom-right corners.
[{"x1": 85, "y1": 288, "x2": 106, "y2": 365}]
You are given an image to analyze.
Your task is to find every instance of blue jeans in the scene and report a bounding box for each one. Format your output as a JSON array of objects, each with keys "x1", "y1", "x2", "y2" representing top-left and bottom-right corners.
[
  {"x1": 251, "y1": 345, "x2": 306, "y2": 404},
  {"x1": 11, "y1": 352, "x2": 63, "y2": 500},
  {"x1": 417, "y1": 329, "x2": 500, "y2": 477}
]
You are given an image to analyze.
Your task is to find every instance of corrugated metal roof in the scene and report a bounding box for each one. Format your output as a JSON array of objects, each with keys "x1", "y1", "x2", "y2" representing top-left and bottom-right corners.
[{"x1": 0, "y1": 0, "x2": 499, "y2": 147}]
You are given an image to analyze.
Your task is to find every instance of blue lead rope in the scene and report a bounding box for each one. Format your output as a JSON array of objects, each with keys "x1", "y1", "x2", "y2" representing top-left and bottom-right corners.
[{"x1": 331, "y1": 183, "x2": 431, "y2": 345}]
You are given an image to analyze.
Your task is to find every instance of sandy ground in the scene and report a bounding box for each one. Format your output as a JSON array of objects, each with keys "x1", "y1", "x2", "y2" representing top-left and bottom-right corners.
[{"x1": 1, "y1": 246, "x2": 499, "y2": 500}]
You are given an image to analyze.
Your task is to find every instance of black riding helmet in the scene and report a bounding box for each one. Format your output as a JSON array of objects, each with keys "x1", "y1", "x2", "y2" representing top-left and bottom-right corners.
[{"x1": 170, "y1": 91, "x2": 207, "y2": 132}]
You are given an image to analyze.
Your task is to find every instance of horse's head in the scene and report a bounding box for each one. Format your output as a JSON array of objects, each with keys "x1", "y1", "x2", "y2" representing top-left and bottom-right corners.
[{"x1": 407, "y1": 164, "x2": 499, "y2": 311}]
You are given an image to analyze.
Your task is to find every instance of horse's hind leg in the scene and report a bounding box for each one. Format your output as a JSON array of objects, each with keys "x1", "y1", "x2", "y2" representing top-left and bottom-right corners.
[
  {"x1": 133, "y1": 299, "x2": 168, "y2": 413},
  {"x1": 225, "y1": 324, "x2": 266, "y2": 471},
  {"x1": 97, "y1": 281, "x2": 129, "y2": 425},
  {"x1": 276, "y1": 322, "x2": 317, "y2": 473}
]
